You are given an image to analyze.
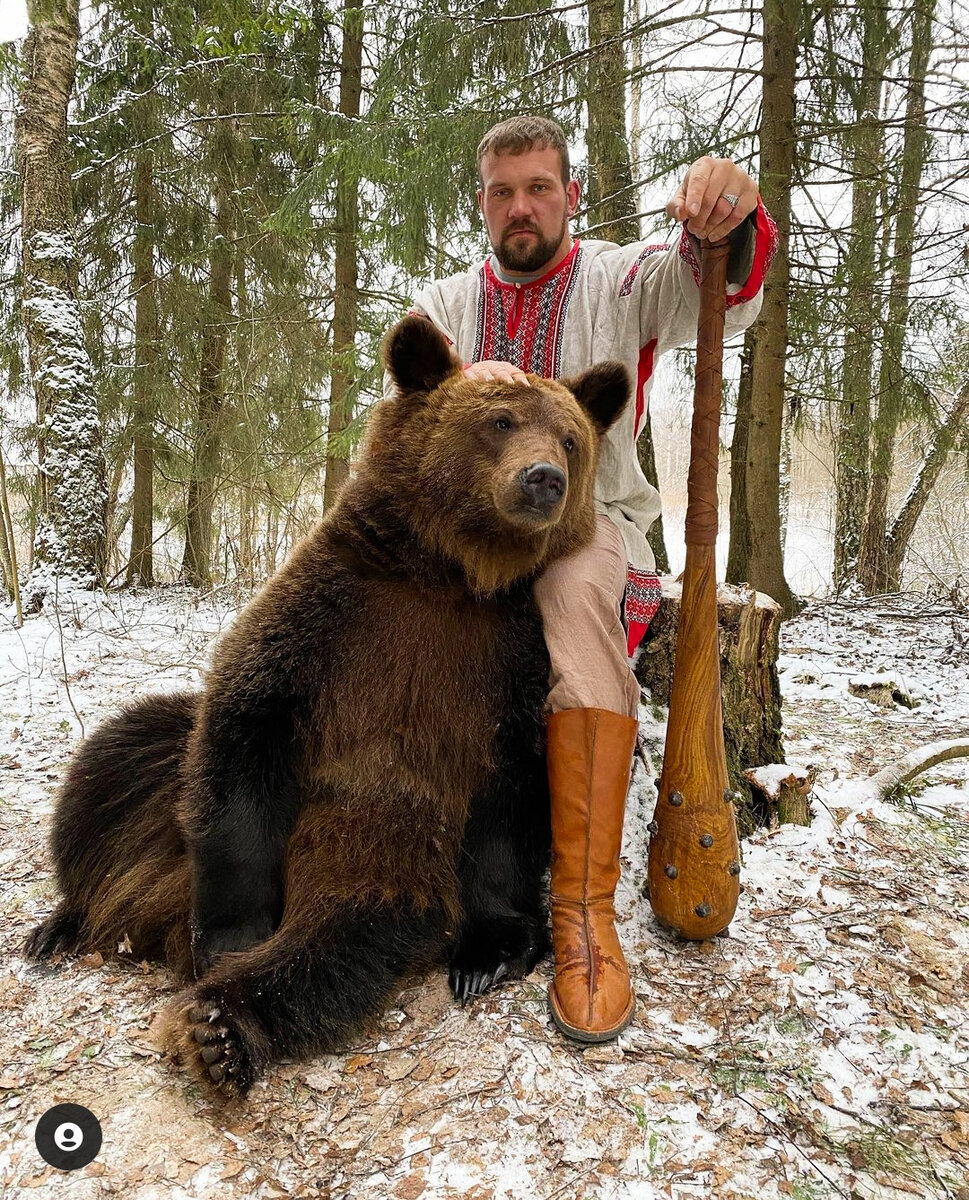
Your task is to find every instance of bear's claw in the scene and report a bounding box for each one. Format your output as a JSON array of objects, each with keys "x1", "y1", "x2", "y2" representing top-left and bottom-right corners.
[
  {"x1": 184, "y1": 1000, "x2": 254, "y2": 1094},
  {"x1": 449, "y1": 911, "x2": 548, "y2": 1005},
  {"x1": 24, "y1": 905, "x2": 82, "y2": 960},
  {"x1": 449, "y1": 961, "x2": 509, "y2": 1004}
]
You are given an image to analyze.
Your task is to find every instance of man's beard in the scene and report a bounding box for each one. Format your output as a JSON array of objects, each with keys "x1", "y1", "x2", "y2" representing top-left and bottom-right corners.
[{"x1": 493, "y1": 215, "x2": 567, "y2": 273}]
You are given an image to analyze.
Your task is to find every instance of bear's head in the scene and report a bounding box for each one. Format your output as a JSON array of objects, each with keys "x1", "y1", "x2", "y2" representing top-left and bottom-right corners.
[{"x1": 361, "y1": 315, "x2": 630, "y2": 595}]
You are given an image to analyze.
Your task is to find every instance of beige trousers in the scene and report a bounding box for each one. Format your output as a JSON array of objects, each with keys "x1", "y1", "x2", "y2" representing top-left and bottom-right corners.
[{"x1": 533, "y1": 515, "x2": 641, "y2": 718}]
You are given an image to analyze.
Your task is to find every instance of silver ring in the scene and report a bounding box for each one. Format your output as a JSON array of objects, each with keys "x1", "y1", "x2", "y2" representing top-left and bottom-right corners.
[{"x1": 722, "y1": 192, "x2": 740, "y2": 209}]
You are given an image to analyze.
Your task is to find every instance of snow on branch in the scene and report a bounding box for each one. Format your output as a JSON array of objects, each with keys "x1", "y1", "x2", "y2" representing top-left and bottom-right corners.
[{"x1": 861, "y1": 739, "x2": 969, "y2": 802}]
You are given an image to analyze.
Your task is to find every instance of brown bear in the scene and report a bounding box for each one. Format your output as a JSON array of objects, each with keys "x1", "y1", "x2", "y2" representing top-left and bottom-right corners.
[{"x1": 25, "y1": 316, "x2": 629, "y2": 1095}]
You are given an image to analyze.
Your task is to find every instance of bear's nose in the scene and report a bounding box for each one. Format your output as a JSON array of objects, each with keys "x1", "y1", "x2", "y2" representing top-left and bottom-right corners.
[{"x1": 519, "y1": 462, "x2": 566, "y2": 513}]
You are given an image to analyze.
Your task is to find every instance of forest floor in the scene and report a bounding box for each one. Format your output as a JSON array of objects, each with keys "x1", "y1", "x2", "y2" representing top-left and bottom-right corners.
[{"x1": 0, "y1": 586, "x2": 967, "y2": 1200}]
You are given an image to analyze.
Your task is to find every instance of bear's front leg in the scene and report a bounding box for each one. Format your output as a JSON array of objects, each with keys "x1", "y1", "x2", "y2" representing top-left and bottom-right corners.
[
  {"x1": 182, "y1": 689, "x2": 303, "y2": 976},
  {"x1": 164, "y1": 905, "x2": 446, "y2": 1096},
  {"x1": 450, "y1": 735, "x2": 551, "y2": 1003}
]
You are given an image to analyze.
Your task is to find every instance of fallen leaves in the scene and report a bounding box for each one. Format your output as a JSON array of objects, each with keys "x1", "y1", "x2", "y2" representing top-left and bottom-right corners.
[{"x1": 2, "y1": 592, "x2": 967, "y2": 1200}]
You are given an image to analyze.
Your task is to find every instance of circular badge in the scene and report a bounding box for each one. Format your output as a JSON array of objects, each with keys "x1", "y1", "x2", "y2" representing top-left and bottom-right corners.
[{"x1": 35, "y1": 1104, "x2": 102, "y2": 1171}]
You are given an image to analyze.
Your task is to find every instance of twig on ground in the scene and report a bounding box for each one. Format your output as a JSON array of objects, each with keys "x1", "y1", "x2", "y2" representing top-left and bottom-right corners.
[{"x1": 53, "y1": 577, "x2": 84, "y2": 739}]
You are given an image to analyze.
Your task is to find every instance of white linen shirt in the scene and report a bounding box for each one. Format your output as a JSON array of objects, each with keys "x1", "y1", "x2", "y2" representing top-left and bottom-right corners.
[{"x1": 406, "y1": 207, "x2": 776, "y2": 572}]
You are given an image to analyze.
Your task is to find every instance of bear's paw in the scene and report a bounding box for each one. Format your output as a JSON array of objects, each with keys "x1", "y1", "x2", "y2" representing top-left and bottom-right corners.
[
  {"x1": 449, "y1": 913, "x2": 549, "y2": 1004},
  {"x1": 162, "y1": 993, "x2": 257, "y2": 1098},
  {"x1": 24, "y1": 902, "x2": 82, "y2": 960}
]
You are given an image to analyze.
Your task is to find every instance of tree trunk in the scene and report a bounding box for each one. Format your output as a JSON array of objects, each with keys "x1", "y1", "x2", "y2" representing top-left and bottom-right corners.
[
  {"x1": 740, "y1": 0, "x2": 798, "y2": 616},
  {"x1": 833, "y1": 1, "x2": 888, "y2": 591},
  {"x1": 745, "y1": 764, "x2": 816, "y2": 827},
  {"x1": 238, "y1": 477, "x2": 256, "y2": 590},
  {"x1": 181, "y1": 113, "x2": 235, "y2": 588},
  {"x1": 0, "y1": 440, "x2": 24, "y2": 624},
  {"x1": 629, "y1": 0, "x2": 644, "y2": 216},
  {"x1": 323, "y1": 0, "x2": 363, "y2": 512},
  {"x1": 586, "y1": 0, "x2": 671, "y2": 571},
  {"x1": 126, "y1": 145, "x2": 158, "y2": 586},
  {"x1": 636, "y1": 415, "x2": 670, "y2": 573},
  {"x1": 635, "y1": 578, "x2": 784, "y2": 839},
  {"x1": 586, "y1": 0, "x2": 639, "y2": 245},
  {"x1": 726, "y1": 328, "x2": 754, "y2": 583},
  {"x1": 883, "y1": 376, "x2": 969, "y2": 589},
  {"x1": 104, "y1": 447, "x2": 128, "y2": 575},
  {"x1": 16, "y1": 0, "x2": 108, "y2": 585},
  {"x1": 858, "y1": 0, "x2": 935, "y2": 594}
]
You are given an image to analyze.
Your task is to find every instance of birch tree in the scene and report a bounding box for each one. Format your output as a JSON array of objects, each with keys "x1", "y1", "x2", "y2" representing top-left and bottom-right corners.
[{"x1": 882, "y1": 372, "x2": 969, "y2": 591}]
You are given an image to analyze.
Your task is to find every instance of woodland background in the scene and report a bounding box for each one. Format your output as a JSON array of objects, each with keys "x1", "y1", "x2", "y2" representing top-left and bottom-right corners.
[
  {"x1": 3, "y1": 7, "x2": 969, "y2": 1195},
  {"x1": 2, "y1": 0, "x2": 969, "y2": 617}
]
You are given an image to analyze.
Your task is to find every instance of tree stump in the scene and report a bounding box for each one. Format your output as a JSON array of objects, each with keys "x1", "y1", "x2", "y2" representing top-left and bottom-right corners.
[
  {"x1": 745, "y1": 764, "x2": 816, "y2": 827},
  {"x1": 634, "y1": 579, "x2": 784, "y2": 837}
]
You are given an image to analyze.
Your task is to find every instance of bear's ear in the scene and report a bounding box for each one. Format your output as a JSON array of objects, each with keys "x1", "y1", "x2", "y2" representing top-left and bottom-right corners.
[
  {"x1": 561, "y1": 362, "x2": 630, "y2": 435},
  {"x1": 384, "y1": 315, "x2": 462, "y2": 395}
]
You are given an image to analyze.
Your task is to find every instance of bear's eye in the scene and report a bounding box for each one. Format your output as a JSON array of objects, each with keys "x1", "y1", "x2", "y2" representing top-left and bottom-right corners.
[
  {"x1": 495, "y1": 417, "x2": 512, "y2": 432},
  {"x1": 563, "y1": 437, "x2": 576, "y2": 453}
]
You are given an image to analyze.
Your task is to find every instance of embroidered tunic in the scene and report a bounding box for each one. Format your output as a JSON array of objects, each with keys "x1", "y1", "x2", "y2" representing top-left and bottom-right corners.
[{"x1": 409, "y1": 203, "x2": 777, "y2": 650}]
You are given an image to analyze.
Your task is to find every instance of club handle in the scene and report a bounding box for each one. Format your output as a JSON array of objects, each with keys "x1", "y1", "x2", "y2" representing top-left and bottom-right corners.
[
  {"x1": 685, "y1": 239, "x2": 730, "y2": 547},
  {"x1": 646, "y1": 237, "x2": 739, "y2": 940}
]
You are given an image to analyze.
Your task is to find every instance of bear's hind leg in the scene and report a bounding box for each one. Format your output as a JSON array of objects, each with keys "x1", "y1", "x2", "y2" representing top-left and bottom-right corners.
[
  {"x1": 164, "y1": 904, "x2": 446, "y2": 1096},
  {"x1": 26, "y1": 691, "x2": 196, "y2": 966}
]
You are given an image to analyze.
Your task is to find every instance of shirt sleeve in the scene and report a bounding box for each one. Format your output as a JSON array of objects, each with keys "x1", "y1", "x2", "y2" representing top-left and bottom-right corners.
[
  {"x1": 631, "y1": 196, "x2": 778, "y2": 356},
  {"x1": 675, "y1": 196, "x2": 778, "y2": 313}
]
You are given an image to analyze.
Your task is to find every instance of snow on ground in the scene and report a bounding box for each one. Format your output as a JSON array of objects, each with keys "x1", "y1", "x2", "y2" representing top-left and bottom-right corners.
[{"x1": 0, "y1": 588, "x2": 967, "y2": 1199}]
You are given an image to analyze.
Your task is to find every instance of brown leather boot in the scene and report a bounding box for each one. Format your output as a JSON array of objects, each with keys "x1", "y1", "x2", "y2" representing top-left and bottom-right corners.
[{"x1": 546, "y1": 707, "x2": 638, "y2": 1042}]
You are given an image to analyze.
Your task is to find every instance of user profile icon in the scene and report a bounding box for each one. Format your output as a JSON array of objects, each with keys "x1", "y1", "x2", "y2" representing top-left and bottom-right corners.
[{"x1": 35, "y1": 1104, "x2": 102, "y2": 1170}]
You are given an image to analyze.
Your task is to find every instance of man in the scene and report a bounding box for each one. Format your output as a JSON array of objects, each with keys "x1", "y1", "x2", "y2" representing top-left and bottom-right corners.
[{"x1": 406, "y1": 116, "x2": 775, "y2": 1043}]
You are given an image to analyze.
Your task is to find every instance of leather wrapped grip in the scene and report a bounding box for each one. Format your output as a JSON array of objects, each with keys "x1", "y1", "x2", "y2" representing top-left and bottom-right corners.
[{"x1": 685, "y1": 240, "x2": 730, "y2": 547}]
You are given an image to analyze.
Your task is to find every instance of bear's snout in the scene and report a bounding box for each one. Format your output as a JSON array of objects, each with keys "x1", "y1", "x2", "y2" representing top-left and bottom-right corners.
[{"x1": 518, "y1": 462, "x2": 567, "y2": 516}]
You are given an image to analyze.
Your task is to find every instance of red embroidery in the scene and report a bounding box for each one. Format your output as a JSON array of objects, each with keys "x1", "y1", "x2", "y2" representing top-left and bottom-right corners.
[
  {"x1": 726, "y1": 198, "x2": 777, "y2": 308},
  {"x1": 675, "y1": 197, "x2": 778, "y2": 307},
  {"x1": 634, "y1": 339, "x2": 657, "y2": 437},
  {"x1": 678, "y1": 227, "x2": 701, "y2": 287},
  {"x1": 475, "y1": 242, "x2": 582, "y2": 379},
  {"x1": 619, "y1": 244, "x2": 669, "y2": 296},
  {"x1": 625, "y1": 567, "x2": 662, "y2": 655}
]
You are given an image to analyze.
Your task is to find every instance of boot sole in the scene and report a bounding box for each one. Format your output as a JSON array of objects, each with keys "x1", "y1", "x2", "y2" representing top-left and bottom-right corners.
[{"x1": 548, "y1": 985, "x2": 635, "y2": 1044}]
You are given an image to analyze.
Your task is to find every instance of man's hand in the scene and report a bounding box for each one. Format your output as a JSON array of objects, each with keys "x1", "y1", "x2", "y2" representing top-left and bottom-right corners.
[
  {"x1": 463, "y1": 360, "x2": 530, "y2": 386},
  {"x1": 666, "y1": 157, "x2": 759, "y2": 243}
]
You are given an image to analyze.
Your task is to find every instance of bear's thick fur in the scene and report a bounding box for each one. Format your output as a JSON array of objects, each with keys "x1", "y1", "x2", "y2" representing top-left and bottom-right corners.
[{"x1": 25, "y1": 316, "x2": 629, "y2": 1095}]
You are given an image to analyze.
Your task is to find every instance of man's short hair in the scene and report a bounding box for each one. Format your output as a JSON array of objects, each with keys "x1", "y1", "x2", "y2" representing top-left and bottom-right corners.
[{"x1": 476, "y1": 116, "x2": 571, "y2": 188}]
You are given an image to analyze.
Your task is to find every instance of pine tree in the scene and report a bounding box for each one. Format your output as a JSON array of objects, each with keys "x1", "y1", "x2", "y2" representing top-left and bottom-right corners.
[
  {"x1": 832, "y1": 0, "x2": 890, "y2": 592},
  {"x1": 727, "y1": 0, "x2": 799, "y2": 616},
  {"x1": 16, "y1": 0, "x2": 108, "y2": 586},
  {"x1": 857, "y1": 0, "x2": 936, "y2": 594},
  {"x1": 322, "y1": 0, "x2": 363, "y2": 513}
]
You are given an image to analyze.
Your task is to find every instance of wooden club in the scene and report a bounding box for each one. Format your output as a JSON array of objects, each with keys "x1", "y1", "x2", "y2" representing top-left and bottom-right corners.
[{"x1": 646, "y1": 238, "x2": 740, "y2": 939}]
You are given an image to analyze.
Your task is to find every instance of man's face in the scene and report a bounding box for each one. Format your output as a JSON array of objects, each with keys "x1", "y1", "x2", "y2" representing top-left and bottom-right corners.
[{"x1": 478, "y1": 145, "x2": 580, "y2": 273}]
